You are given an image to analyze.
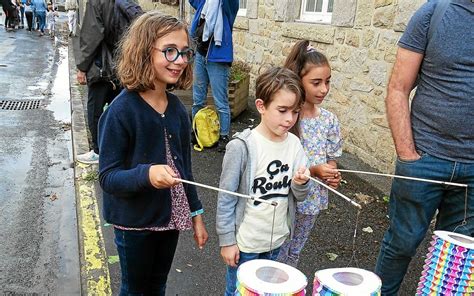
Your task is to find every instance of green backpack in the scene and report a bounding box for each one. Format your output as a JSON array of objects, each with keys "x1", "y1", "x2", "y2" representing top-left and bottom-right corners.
[{"x1": 192, "y1": 106, "x2": 220, "y2": 151}]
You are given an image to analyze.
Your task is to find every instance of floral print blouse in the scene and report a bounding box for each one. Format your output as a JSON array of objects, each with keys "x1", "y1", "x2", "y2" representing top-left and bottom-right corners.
[{"x1": 297, "y1": 107, "x2": 343, "y2": 215}]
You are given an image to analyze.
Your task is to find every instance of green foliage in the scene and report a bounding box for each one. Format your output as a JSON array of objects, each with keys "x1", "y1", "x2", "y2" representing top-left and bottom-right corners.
[
  {"x1": 82, "y1": 170, "x2": 99, "y2": 182},
  {"x1": 382, "y1": 195, "x2": 390, "y2": 203},
  {"x1": 230, "y1": 61, "x2": 250, "y2": 82}
]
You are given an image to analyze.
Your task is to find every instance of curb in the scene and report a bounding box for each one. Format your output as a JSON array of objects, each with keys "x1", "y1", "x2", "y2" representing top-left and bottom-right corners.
[{"x1": 68, "y1": 38, "x2": 112, "y2": 295}]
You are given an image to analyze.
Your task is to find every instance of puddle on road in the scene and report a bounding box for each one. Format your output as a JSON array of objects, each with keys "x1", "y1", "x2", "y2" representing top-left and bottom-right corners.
[
  {"x1": 48, "y1": 47, "x2": 71, "y2": 123},
  {"x1": 1, "y1": 143, "x2": 33, "y2": 187}
]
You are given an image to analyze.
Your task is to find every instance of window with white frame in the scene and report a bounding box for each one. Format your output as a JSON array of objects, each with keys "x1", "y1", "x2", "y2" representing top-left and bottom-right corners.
[
  {"x1": 300, "y1": 0, "x2": 334, "y2": 23},
  {"x1": 237, "y1": 0, "x2": 247, "y2": 17}
]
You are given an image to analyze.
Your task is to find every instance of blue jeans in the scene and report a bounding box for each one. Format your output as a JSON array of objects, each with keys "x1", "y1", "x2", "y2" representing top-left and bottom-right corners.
[
  {"x1": 192, "y1": 52, "x2": 231, "y2": 136},
  {"x1": 36, "y1": 11, "x2": 46, "y2": 33},
  {"x1": 114, "y1": 228, "x2": 179, "y2": 296},
  {"x1": 375, "y1": 151, "x2": 474, "y2": 295},
  {"x1": 224, "y1": 247, "x2": 280, "y2": 296}
]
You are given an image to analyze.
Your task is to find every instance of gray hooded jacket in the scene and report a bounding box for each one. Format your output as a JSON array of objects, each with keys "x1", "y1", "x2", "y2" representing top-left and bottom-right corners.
[{"x1": 216, "y1": 129, "x2": 310, "y2": 248}]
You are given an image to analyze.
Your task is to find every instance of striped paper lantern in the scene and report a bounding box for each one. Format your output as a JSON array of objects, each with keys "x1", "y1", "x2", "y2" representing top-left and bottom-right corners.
[
  {"x1": 312, "y1": 267, "x2": 381, "y2": 295},
  {"x1": 235, "y1": 259, "x2": 307, "y2": 296},
  {"x1": 416, "y1": 230, "x2": 474, "y2": 295}
]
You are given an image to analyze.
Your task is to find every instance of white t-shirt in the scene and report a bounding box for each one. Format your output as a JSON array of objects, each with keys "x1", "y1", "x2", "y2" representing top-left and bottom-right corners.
[{"x1": 236, "y1": 130, "x2": 302, "y2": 253}]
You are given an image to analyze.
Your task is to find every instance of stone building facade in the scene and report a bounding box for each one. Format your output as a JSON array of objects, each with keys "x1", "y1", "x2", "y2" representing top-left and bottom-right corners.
[{"x1": 138, "y1": 0, "x2": 425, "y2": 173}]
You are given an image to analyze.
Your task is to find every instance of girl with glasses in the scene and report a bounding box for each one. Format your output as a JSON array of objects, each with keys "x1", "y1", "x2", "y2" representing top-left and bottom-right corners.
[{"x1": 98, "y1": 12, "x2": 208, "y2": 295}]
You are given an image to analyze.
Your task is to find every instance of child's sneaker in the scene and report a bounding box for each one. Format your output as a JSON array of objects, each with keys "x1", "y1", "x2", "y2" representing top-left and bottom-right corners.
[
  {"x1": 217, "y1": 135, "x2": 230, "y2": 153},
  {"x1": 77, "y1": 150, "x2": 99, "y2": 164}
]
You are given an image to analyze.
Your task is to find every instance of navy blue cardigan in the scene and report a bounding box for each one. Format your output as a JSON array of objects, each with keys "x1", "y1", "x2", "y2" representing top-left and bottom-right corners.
[{"x1": 98, "y1": 89, "x2": 202, "y2": 228}]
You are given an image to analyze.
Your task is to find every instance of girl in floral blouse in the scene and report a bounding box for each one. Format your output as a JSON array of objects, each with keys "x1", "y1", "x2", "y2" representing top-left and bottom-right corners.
[{"x1": 277, "y1": 40, "x2": 343, "y2": 267}]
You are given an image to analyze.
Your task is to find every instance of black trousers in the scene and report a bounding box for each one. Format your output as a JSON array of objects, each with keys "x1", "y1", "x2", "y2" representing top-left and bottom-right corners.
[
  {"x1": 25, "y1": 11, "x2": 33, "y2": 31},
  {"x1": 87, "y1": 80, "x2": 121, "y2": 153}
]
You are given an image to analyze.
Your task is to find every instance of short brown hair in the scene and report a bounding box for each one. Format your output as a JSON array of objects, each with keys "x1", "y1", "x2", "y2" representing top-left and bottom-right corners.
[
  {"x1": 255, "y1": 67, "x2": 305, "y2": 109},
  {"x1": 115, "y1": 12, "x2": 193, "y2": 91}
]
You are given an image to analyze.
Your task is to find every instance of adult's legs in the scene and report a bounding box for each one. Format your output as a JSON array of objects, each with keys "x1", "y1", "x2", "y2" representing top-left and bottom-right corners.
[
  {"x1": 87, "y1": 81, "x2": 120, "y2": 153},
  {"x1": 224, "y1": 248, "x2": 280, "y2": 296},
  {"x1": 5, "y1": 7, "x2": 16, "y2": 29},
  {"x1": 207, "y1": 61, "x2": 230, "y2": 137},
  {"x1": 25, "y1": 11, "x2": 33, "y2": 31},
  {"x1": 435, "y1": 161, "x2": 474, "y2": 235},
  {"x1": 36, "y1": 11, "x2": 46, "y2": 33},
  {"x1": 277, "y1": 212, "x2": 318, "y2": 267},
  {"x1": 114, "y1": 229, "x2": 179, "y2": 296},
  {"x1": 375, "y1": 152, "x2": 467, "y2": 295},
  {"x1": 20, "y1": 6, "x2": 24, "y2": 27},
  {"x1": 191, "y1": 53, "x2": 210, "y2": 118},
  {"x1": 3, "y1": 8, "x2": 7, "y2": 28}
]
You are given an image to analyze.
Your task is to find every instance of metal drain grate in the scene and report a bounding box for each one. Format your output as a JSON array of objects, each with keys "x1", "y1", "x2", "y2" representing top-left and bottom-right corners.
[{"x1": 0, "y1": 100, "x2": 42, "y2": 110}]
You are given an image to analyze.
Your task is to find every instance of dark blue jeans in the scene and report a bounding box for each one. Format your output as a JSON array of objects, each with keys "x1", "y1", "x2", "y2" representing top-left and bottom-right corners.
[
  {"x1": 114, "y1": 228, "x2": 179, "y2": 296},
  {"x1": 224, "y1": 247, "x2": 280, "y2": 296},
  {"x1": 375, "y1": 151, "x2": 474, "y2": 295}
]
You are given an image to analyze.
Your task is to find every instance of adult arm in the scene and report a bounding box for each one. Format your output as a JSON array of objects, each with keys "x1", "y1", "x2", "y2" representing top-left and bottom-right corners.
[{"x1": 385, "y1": 47, "x2": 424, "y2": 161}]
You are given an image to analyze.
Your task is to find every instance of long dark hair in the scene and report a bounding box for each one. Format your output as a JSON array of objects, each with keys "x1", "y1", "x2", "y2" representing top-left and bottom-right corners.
[{"x1": 285, "y1": 40, "x2": 330, "y2": 138}]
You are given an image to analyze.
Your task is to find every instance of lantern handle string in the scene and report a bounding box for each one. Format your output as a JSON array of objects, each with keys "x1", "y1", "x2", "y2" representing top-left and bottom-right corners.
[
  {"x1": 306, "y1": 175, "x2": 362, "y2": 209},
  {"x1": 337, "y1": 169, "x2": 468, "y2": 187},
  {"x1": 174, "y1": 178, "x2": 278, "y2": 206}
]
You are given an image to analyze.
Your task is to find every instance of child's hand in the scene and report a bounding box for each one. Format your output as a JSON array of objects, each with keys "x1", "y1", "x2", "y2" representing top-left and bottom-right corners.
[
  {"x1": 310, "y1": 163, "x2": 341, "y2": 189},
  {"x1": 192, "y1": 215, "x2": 208, "y2": 249},
  {"x1": 148, "y1": 165, "x2": 179, "y2": 189},
  {"x1": 293, "y1": 167, "x2": 310, "y2": 185},
  {"x1": 221, "y1": 245, "x2": 240, "y2": 267}
]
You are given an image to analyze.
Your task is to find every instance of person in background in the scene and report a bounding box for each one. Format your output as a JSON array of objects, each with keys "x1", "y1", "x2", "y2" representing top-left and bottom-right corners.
[
  {"x1": 216, "y1": 67, "x2": 311, "y2": 295},
  {"x1": 45, "y1": 2, "x2": 57, "y2": 38},
  {"x1": 75, "y1": 0, "x2": 122, "y2": 164},
  {"x1": 188, "y1": 0, "x2": 239, "y2": 152},
  {"x1": 30, "y1": 0, "x2": 46, "y2": 35},
  {"x1": 375, "y1": 1, "x2": 474, "y2": 294},
  {"x1": 24, "y1": 0, "x2": 33, "y2": 31},
  {"x1": 98, "y1": 12, "x2": 208, "y2": 295},
  {"x1": 2, "y1": 0, "x2": 16, "y2": 31},
  {"x1": 18, "y1": 0, "x2": 25, "y2": 28},
  {"x1": 64, "y1": 0, "x2": 77, "y2": 37},
  {"x1": 277, "y1": 40, "x2": 343, "y2": 267}
]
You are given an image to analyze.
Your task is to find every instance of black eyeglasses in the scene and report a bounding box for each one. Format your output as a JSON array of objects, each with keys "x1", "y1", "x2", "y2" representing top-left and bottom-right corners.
[{"x1": 155, "y1": 47, "x2": 195, "y2": 64}]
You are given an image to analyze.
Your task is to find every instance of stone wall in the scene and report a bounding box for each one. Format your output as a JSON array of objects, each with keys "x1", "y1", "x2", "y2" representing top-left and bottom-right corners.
[
  {"x1": 233, "y1": 0, "x2": 427, "y2": 173},
  {"x1": 139, "y1": 0, "x2": 426, "y2": 173}
]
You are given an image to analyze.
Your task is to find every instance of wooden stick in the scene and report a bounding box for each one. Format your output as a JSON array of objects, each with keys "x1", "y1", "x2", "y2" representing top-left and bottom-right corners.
[
  {"x1": 338, "y1": 169, "x2": 468, "y2": 188},
  {"x1": 175, "y1": 178, "x2": 278, "y2": 206},
  {"x1": 306, "y1": 175, "x2": 362, "y2": 209}
]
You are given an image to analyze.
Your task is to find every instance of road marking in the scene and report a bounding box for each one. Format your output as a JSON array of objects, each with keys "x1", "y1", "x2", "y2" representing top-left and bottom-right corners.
[{"x1": 76, "y1": 167, "x2": 112, "y2": 295}]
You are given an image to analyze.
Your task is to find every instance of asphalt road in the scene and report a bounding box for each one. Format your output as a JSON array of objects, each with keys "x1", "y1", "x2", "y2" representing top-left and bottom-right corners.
[{"x1": 0, "y1": 15, "x2": 80, "y2": 294}]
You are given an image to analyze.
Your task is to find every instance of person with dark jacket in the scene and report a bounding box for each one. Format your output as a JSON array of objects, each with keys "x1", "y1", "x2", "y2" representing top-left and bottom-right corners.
[
  {"x1": 75, "y1": 0, "x2": 122, "y2": 164},
  {"x1": 189, "y1": 0, "x2": 239, "y2": 152},
  {"x1": 2, "y1": 0, "x2": 17, "y2": 30}
]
